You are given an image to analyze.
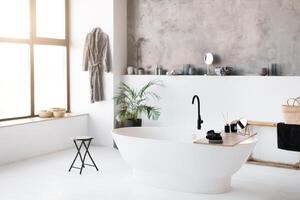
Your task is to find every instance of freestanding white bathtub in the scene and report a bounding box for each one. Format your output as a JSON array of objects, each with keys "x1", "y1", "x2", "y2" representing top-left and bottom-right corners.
[{"x1": 112, "y1": 127, "x2": 257, "y2": 194}]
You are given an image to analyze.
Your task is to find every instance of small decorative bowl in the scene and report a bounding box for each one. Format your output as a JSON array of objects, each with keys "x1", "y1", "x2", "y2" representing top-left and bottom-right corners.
[
  {"x1": 39, "y1": 110, "x2": 53, "y2": 118},
  {"x1": 50, "y1": 108, "x2": 66, "y2": 118},
  {"x1": 53, "y1": 110, "x2": 66, "y2": 118}
]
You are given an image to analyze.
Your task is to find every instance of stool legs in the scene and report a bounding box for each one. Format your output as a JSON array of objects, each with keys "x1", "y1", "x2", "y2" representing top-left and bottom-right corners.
[
  {"x1": 68, "y1": 141, "x2": 84, "y2": 172},
  {"x1": 80, "y1": 140, "x2": 91, "y2": 174},
  {"x1": 82, "y1": 140, "x2": 99, "y2": 171},
  {"x1": 69, "y1": 139, "x2": 99, "y2": 174},
  {"x1": 75, "y1": 140, "x2": 85, "y2": 168}
]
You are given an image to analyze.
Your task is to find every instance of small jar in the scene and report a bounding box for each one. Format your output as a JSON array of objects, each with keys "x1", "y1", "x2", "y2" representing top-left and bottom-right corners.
[
  {"x1": 127, "y1": 66, "x2": 134, "y2": 75},
  {"x1": 230, "y1": 122, "x2": 238, "y2": 133},
  {"x1": 137, "y1": 67, "x2": 144, "y2": 75},
  {"x1": 183, "y1": 64, "x2": 190, "y2": 75},
  {"x1": 134, "y1": 67, "x2": 139, "y2": 75},
  {"x1": 189, "y1": 67, "x2": 196, "y2": 75}
]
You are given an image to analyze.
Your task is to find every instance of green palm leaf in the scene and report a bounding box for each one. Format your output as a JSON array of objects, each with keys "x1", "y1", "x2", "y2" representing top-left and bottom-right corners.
[{"x1": 114, "y1": 81, "x2": 162, "y2": 122}]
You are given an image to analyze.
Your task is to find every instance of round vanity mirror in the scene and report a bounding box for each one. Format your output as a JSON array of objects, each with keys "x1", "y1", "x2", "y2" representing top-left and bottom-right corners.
[
  {"x1": 238, "y1": 118, "x2": 248, "y2": 130},
  {"x1": 204, "y1": 53, "x2": 214, "y2": 65}
]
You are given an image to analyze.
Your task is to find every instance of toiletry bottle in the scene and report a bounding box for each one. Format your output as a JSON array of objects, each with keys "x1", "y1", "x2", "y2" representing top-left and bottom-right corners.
[
  {"x1": 155, "y1": 64, "x2": 163, "y2": 75},
  {"x1": 138, "y1": 67, "x2": 144, "y2": 75},
  {"x1": 230, "y1": 122, "x2": 238, "y2": 133},
  {"x1": 225, "y1": 124, "x2": 230, "y2": 133},
  {"x1": 155, "y1": 64, "x2": 160, "y2": 75},
  {"x1": 158, "y1": 67, "x2": 163, "y2": 75}
]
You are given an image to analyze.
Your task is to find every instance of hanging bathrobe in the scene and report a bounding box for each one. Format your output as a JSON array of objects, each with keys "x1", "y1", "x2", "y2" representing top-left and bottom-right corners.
[{"x1": 83, "y1": 27, "x2": 111, "y2": 103}]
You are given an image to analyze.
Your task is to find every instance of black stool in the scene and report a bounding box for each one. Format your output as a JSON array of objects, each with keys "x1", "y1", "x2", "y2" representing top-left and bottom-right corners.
[{"x1": 69, "y1": 136, "x2": 99, "y2": 174}]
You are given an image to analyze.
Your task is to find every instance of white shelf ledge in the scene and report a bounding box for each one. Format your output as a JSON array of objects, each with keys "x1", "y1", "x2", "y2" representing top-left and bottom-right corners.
[{"x1": 0, "y1": 113, "x2": 88, "y2": 128}]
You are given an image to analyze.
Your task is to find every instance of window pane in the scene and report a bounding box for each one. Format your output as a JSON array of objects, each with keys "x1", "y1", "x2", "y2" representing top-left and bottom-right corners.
[
  {"x1": 36, "y1": 0, "x2": 65, "y2": 39},
  {"x1": 0, "y1": 0, "x2": 29, "y2": 38},
  {"x1": 0, "y1": 43, "x2": 30, "y2": 119},
  {"x1": 34, "y1": 45, "x2": 67, "y2": 112}
]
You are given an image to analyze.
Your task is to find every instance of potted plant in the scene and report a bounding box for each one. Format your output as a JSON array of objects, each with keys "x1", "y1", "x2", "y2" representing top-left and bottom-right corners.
[{"x1": 114, "y1": 81, "x2": 161, "y2": 127}]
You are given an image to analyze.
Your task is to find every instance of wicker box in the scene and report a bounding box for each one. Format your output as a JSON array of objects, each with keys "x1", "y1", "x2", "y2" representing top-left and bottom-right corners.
[{"x1": 282, "y1": 97, "x2": 300, "y2": 125}]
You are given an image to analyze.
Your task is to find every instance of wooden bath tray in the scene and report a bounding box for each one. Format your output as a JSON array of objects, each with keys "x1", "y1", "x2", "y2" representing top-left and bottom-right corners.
[{"x1": 193, "y1": 132, "x2": 257, "y2": 147}]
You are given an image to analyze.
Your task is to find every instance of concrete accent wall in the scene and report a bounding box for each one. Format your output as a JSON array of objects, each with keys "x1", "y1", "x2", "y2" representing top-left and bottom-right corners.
[{"x1": 128, "y1": 0, "x2": 300, "y2": 75}]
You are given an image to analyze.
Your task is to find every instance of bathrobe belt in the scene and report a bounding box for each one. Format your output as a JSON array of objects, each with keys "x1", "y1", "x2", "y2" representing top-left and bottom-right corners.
[{"x1": 89, "y1": 62, "x2": 103, "y2": 70}]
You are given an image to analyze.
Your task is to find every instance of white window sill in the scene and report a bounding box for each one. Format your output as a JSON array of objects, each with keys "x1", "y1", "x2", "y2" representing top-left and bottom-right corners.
[{"x1": 0, "y1": 113, "x2": 89, "y2": 128}]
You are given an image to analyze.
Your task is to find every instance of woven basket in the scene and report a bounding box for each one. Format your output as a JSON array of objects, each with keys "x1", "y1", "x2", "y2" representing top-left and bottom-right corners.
[{"x1": 282, "y1": 97, "x2": 300, "y2": 125}]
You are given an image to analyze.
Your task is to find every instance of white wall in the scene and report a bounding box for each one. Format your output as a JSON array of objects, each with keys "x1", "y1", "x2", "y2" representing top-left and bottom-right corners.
[
  {"x1": 122, "y1": 75, "x2": 300, "y2": 164},
  {"x1": 0, "y1": 115, "x2": 88, "y2": 165},
  {"x1": 70, "y1": 0, "x2": 118, "y2": 147},
  {"x1": 0, "y1": 0, "x2": 128, "y2": 165},
  {"x1": 252, "y1": 126, "x2": 299, "y2": 164},
  {"x1": 70, "y1": 0, "x2": 127, "y2": 146}
]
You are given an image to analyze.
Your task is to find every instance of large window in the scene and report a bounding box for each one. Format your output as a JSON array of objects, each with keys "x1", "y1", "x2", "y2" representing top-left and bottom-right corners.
[{"x1": 0, "y1": 0, "x2": 69, "y2": 120}]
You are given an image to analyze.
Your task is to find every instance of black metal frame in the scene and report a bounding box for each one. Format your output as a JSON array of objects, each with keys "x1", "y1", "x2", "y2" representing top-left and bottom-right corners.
[{"x1": 69, "y1": 138, "x2": 99, "y2": 174}]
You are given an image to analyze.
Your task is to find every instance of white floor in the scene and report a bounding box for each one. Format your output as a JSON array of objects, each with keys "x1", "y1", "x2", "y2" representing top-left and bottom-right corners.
[{"x1": 1, "y1": 147, "x2": 300, "y2": 200}]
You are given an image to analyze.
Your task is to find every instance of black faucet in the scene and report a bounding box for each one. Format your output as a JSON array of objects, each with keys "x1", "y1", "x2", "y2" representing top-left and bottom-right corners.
[{"x1": 192, "y1": 95, "x2": 204, "y2": 130}]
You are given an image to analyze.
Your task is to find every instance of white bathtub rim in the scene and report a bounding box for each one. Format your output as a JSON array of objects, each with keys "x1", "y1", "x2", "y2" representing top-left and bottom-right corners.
[{"x1": 112, "y1": 127, "x2": 257, "y2": 146}]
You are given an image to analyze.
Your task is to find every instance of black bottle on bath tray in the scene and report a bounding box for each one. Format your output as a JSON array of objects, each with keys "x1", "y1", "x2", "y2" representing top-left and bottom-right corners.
[
  {"x1": 224, "y1": 124, "x2": 230, "y2": 133},
  {"x1": 230, "y1": 122, "x2": 238, "y2": 133}
]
